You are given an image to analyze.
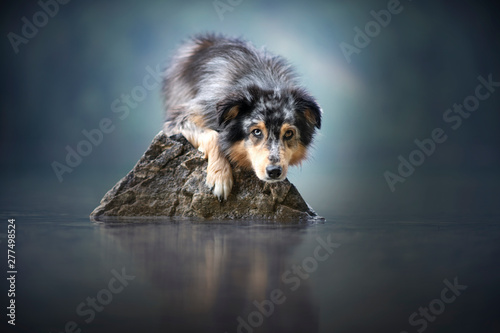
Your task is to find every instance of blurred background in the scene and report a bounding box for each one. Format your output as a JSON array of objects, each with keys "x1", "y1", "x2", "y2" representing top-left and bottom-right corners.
[{"x1": 1, "y1": 0, "x2": 499, "y2": 218}]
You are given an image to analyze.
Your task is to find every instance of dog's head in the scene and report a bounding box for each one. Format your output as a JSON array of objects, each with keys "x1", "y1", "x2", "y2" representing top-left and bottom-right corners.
[{"x1": 217, "y1": 85, "x2": 321, "y2": 182}]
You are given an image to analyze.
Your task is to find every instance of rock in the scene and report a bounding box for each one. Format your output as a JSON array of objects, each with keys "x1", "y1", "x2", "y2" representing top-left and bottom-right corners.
[{"x1": 90, "y1": 131, "x2": 322, "y2": 221}]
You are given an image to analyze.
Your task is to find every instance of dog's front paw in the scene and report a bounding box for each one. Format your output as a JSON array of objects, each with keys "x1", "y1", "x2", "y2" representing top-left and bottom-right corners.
[{"x1": 206, "y1": 158, "x2": 233, "y2": 201}]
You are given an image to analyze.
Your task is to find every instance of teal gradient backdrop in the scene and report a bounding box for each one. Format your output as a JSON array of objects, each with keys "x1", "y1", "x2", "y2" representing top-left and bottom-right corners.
[{"x1": 1, "y1": 0, "x2": 499, "y2": 217}]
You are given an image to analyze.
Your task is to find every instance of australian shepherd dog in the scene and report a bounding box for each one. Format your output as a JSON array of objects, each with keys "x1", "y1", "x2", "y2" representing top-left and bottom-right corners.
[{"x1": 162, "y1": 34, "x2": 322, "y2": 200}]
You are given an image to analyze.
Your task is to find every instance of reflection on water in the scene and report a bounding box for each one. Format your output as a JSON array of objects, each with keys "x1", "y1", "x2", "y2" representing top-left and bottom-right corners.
[
  {"x1": 2, "y1": 215, "x2": 500, "y2": 333},
  {"x1": 97, "y1": 221, "x2": 319, "y2": 333}
]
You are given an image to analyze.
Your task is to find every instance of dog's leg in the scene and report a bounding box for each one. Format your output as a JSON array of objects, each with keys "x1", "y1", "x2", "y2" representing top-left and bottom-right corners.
[
  {"x1": 164, "y1": 110, "x2": 233, "y2": 200},
  {"x1": 196, "y1": 130, "x2": 233, "y2": 200},
  {"x1": 172, "y1": 119, "x2": 232, "y2": 200}
]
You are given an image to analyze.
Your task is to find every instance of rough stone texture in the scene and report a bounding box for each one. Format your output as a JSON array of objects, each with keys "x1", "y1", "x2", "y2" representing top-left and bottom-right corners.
[{"x1": 90, "y1": 131, "x2": 322, "y2": 221}]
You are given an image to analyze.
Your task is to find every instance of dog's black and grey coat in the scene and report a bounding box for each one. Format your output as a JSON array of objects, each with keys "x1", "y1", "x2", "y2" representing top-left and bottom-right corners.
[{"x1": 162, "y1": 34, "x2": 321, "y2": 199}]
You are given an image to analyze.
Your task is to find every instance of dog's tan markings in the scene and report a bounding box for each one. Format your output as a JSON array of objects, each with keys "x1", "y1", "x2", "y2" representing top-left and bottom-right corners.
[
  {"x1": 175, "y1": 113, "x2": 207, "y2": 149},
  {"x1": 178, "y1": 117, "x2": 233, "y2": 200},
  {"x1": 304, "y1": 108, "x2": 318, "y2": 127},
  {"x1": 247, "y1": 144, "x2": 271, "y2": 181},
  {"x1": 243, "y1": 122, "x2": 307, "y2": 181},
  {"x1": 197, "y1": 130, "x2": 233, "y2": 200},
  {"x1": 249, "y1": 121, "x2": 267, "y2": 143},
  {"x1": 289, "y1": 143, "x2": 307, "y2": 166},
  {"x1": 228, "y1": 140, "x2": 252, "y2": 169},
  {"x1": 280, "y1": 123, "x2": 307, "y2": 167},
  {"x1": 191, "y1": 114, "x2": 206, "y2": 128},
  {"x1": 240, "y1": 121, "x2": 267, "y2": 179},
  {"x1": 280, "y1": 123, "x2": 297, "y2": 141},
  {"x1": 223, "y1": 106, "x2": 239, "y2": 123}
]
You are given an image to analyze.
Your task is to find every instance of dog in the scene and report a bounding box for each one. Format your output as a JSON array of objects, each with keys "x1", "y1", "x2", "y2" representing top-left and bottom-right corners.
[{"x1": 162, "y1": 34, "x2": 321, "y2": 200}]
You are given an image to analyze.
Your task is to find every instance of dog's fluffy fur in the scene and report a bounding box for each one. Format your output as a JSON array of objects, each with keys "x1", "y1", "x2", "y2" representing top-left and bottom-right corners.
[{"x1": 162, "y1": 34, "x2": 321, "y2": 200}]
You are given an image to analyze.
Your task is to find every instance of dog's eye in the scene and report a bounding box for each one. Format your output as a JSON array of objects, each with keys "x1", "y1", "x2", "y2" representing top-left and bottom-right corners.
[
  {"x1": 284, "y1": 130, "x2": 294, "y2": 140},
  {"x1": 252, "y1": 129, "x2": 262, "y2": 137}
]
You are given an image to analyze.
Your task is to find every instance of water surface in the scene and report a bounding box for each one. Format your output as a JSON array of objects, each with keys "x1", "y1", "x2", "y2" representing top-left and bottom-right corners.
[{"x1": 1, "y1": 213, "x2": 499, "y2": 333}]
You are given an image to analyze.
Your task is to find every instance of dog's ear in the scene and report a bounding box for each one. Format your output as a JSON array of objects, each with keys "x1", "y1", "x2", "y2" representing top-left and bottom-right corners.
[
  {"x1": 216, "y1": 94, "x2": 246, "y2": 127},
  {"x1": 294, "y1": 91, "x2": 322, "y2": 129},
  {"x1": 217, "y1": 105, "x2": 240, "y2": 126}
]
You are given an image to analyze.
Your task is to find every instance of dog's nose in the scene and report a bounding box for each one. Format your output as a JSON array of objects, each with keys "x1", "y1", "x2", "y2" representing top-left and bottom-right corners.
[{"x1": 266, "y1": 165, "x2": 282, "y2": 179}]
